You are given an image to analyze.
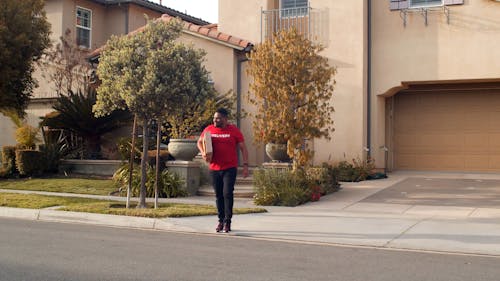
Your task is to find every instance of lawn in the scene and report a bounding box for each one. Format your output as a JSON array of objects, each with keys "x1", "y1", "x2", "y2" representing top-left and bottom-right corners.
[
  {"x1": 0, "y1": 193, "x2": 267, "y2": 218},
  {"x1": 0, "y1": 178, "x2": 117, "y2": 195}
]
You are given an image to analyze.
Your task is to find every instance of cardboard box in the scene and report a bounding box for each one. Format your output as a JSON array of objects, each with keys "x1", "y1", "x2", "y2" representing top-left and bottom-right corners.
[{"x1": 203, "y1": 131, "x2": 212, "y2": 162}]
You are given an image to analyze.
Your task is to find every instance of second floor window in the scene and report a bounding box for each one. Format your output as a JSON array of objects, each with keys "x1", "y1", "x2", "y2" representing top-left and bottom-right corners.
[
  {"x1": 280, "y1": 0, "x2": 308, "y2": 17},
  {"x1": 410, "y1": 0, "x2": 442, "y2": 8},
  {"x1": 76, "y1": 7, "x2": 91, "y2": 49}
]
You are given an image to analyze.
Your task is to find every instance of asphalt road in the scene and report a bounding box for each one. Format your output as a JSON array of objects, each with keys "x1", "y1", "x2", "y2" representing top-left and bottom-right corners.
[{"x1": 1, "y1": 218, "x2": 499, "y2": 281}]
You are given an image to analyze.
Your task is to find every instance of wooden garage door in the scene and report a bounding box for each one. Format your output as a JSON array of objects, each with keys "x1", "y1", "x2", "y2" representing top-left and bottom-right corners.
[{"x1": 393, "y1": 91, "x2": 500, "y2": 171}]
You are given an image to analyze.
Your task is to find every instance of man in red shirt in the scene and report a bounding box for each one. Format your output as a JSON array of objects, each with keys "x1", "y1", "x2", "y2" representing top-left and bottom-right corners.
[{"x1": 198, "y1": 108, "x2": 249, "y2": 233}]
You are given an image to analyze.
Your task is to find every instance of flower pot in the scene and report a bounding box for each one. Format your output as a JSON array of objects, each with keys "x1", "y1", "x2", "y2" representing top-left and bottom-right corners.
[
  {"x1": 167, "y1": 139, "x2": 199, "y2": 161},
  {"x1": 265, "y1": 143, "x2": 290, "y2": 162}
]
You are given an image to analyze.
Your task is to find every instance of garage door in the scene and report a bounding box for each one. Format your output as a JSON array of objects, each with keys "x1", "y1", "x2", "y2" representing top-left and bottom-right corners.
[{"x1": 393, "y1": 91, "x2": 500, "y2": 171}]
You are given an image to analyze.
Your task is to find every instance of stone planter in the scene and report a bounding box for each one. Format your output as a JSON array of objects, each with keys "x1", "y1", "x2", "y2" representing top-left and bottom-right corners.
[
  {"x1": 165, "y1": 160, "x2": 200, "y2": 196},
  {"x1": 59, "y1": 159, "x2": 122, "y2": 176},
  {"x1": 167, "y1": 139, "x2": 199, "y2": 161},
  {"x1": 265, "y1": 142, "x2": 290, "y2": 162}
]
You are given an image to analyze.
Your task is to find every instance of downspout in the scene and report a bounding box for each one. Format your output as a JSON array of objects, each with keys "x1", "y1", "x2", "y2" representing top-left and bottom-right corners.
[
  {"x1": 236, "y1": 55, "x2": 248, "y2": 129},
  {"x1": 236, "y1": 53, "x2": 250, "y2": 166},
  {"x1": 366, "y1": 0, "x2": 372, "y2": 159},
  {"x1": 124, "y1": 4, "x2": 129, "y2": 34},
  {"x1": 115, "y1": 2, "x2": 129, "y2": 34}
]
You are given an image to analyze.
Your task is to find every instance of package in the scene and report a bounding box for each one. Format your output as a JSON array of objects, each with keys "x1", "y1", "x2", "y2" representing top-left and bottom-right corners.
[{"x1": 203, "y1": 131, "x2": 213, "y2": 162}]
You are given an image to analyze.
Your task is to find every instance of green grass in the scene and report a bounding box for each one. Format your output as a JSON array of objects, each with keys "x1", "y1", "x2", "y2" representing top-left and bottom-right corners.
[
  {"x1": 0, "y1": 193, "x2": 267, "y2": 218},
  {"x1": 0, "y1": 178, "x2": 117, "y2": 195},
  {"x1": 0, "y1": 193, "x2": 102, "y2": 209}
]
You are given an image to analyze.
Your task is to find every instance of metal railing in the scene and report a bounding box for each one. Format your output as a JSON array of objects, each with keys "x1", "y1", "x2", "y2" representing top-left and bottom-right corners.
[{"x1": 261, "y1": 5, "x2": 326, "y2": 45}]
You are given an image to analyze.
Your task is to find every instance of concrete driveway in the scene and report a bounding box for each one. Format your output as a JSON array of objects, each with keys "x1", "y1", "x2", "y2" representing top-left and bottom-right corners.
[{"x1": 361, "y1": 177, "x2": 500, "y2": 208}]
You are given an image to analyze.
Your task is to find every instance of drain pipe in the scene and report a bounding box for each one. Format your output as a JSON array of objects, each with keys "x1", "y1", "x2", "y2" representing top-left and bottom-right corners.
[
  {"x1": 236, "y1": 56, "x2": 249, "y2": 129},
  {"x1": 366, "y1": 0, "x2": 372, "y2": 159}
]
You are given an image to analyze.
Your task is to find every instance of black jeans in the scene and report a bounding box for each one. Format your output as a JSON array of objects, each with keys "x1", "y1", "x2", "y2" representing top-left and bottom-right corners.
[{"x1": 210, "y1": 167, "x2": 237, "y2": 224}]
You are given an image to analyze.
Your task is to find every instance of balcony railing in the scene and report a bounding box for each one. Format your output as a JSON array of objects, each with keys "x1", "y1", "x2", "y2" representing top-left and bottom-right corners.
[{"x1": 261, "y1": 6, "x2": 327, "y2": 45}]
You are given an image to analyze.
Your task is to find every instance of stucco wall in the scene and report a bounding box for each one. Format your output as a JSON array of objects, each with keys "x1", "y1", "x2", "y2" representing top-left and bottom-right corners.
[
  {"x1": 219, "y1": 0, "x2": 267, "y2": 43},
  {"x1": 176, "y1": 32, "x2": 264, "y2": 164},
  {"x1": 239, "y1": 61, "x2": 267, "y2": 165},
  {"x1": 370, "y1": 1, "x2": 500, "y2": 167},
  {"x1": 0, "y1": 101, "x2": 56, "y2": 148},
  {"x1": 219, "y1": 0, "x2": 368, "y2": 166},
  {"x1": 311, "y1": 0, "x2": 367, "y2": 165},
  {"x1": 0, "y1": 115, "x2": 16, "y2": 148},
  {"x1": 103, "y1": 6, "x2": 126, "y2": 39},
  {"x1": 128, "y1": 5, "x2": 162, "y2": 32},
  {"x1": 177, "y1": 34, "x2": 236, "y2": 96},
  {"x1": 45, "y1": 0, "x2": 64, "y2": 42}
]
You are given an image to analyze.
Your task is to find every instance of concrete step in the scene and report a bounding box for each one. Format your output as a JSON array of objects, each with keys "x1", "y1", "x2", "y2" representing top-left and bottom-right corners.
[
  {"x1": 236, "y1": 176, "x2": 253, "y2": 185},
  {"x1": 237, "y1": 166, "x2": 258, "y2": 176},
  {"x1": 197, "y1": 184, "x2": 255, "y2": 198}
]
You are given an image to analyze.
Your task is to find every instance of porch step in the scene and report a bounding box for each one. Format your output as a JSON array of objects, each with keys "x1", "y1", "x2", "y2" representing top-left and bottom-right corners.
[
  {"x1": 197, "y1": 166, "x2": 256, "y2": 198},
  {"x1": 197, "y1": 183, "x2": 255, "y2": 198},
  {"x1": 235, "y1": 176, "x2": 254, "y2": 185}
]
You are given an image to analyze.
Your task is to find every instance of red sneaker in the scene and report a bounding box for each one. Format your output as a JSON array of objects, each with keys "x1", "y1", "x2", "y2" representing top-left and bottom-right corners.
[
  {"x1": 224, "y1": 222, "x2": 231, "y2": 233},
  {"x1": 216, "y1": 222, "x2": 224, "y2": 232}
]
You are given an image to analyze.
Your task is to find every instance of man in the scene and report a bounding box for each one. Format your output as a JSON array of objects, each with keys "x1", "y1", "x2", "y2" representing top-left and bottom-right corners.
[{"x1": 197, "y1": 108, "x2": 249, "y2": 233}]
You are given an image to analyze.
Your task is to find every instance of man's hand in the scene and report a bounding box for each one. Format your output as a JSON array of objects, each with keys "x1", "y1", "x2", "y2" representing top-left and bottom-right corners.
[
  {"x1": 242, "y1": 165, "x2": 249, "y2": 178},
  {"x1": 202, "y1": 152, "x2": 212, "y2": 163}
]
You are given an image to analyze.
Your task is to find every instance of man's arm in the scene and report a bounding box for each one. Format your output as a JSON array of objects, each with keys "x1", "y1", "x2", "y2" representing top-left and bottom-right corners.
[
  {"x1": 197, "y1": 135, "x2": 204, "y2": 154},
  {"x1": 197, "y1": 134, "x2": 211, "y2": 162},
  {"x1": 238, "y1": 141, "x2": 249, "y2": 178}
]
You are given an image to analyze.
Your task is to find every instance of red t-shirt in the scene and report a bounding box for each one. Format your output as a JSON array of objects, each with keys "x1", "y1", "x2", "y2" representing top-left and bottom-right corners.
[{"x1": 201, "y1": 124, "x2": 244, "y2": 171}]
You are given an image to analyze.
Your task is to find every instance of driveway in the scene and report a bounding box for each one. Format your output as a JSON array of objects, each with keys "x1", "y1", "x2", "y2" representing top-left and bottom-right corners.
[{"x1": 361, "y1": 177, "x2": 500, "y2": 208}]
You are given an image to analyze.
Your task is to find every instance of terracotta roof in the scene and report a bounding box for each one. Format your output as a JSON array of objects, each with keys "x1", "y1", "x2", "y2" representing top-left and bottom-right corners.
[
  {"x1": 175, "y1": 17, "x2": 252, "y2": 50},
  {"x1": 88, "y1": 15, "x2": 253, "y2": 61}
]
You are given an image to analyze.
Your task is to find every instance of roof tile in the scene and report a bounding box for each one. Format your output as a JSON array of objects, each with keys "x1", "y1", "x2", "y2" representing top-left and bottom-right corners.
[{"x1": 88, "y1": 14, "x2": 253, "y2": 59}]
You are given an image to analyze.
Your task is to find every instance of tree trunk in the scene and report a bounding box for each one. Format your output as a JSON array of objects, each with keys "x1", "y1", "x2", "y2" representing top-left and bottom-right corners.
[
  {"x1": 126, "y1": 115, "x2": 137, "y2": 209},
  {"x1": 154, "y1": 120, "x2": 161, "y2": 209},
  {"x1": 138, "y1": 119, "x2": 148, "y2": 209}
]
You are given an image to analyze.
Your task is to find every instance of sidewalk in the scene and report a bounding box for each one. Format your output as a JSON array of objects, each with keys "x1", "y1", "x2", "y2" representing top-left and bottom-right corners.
[{"x1": 2, "y1": 171, "x2": 500, "y2": 257}]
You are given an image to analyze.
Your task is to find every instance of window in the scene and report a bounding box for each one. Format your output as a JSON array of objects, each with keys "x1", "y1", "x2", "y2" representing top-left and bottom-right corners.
[
  {"x1": 410, "y1": 0, "x2": 442, "y2": 8},
  {"x1": 76, "y1": 7, "x2": 91, "y2": 48},
  {"x1": 280, "y1": 0, "x2": 308, "y2": 17}
]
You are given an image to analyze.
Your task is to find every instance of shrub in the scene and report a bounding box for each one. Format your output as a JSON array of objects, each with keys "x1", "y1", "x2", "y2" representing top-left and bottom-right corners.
[
  {"x1": 253, "y1": 168, "x2": 313, "y2": 206},
  {"x1": 0, "y1": 146, "x2": 17, "y2": 177},
  {"x1": 113, "y1": 164, "x2": 187, "y2": 198},
  {"x1": 331, "y1": 158, "x2": 375, "y2": 182},
  {"x1": 146, "y1": 150, "x2": 171, "y2": 167},
  {"x1": 305, "y1": 164, "x2": 341, "y2": 195},
  {"x1": 15, "y1": 149, "x2": 44, "y2": 176},
  {"x1": 15, "y1": 124, "x2": 40, "y2": 149},
  {"x1": 116, "y1": 137, "x2": 159, "y2": 162},
  {"x1": 40, "y1": 129, "x2": 68, "y2": 173}
]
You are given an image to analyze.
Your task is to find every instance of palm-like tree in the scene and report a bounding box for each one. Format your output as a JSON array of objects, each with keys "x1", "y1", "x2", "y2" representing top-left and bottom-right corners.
[{"x1": 41, "y1": 86, "x2": 132, "y2": 159}]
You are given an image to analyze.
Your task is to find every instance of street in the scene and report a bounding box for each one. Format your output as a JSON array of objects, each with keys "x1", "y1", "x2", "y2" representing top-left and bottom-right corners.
[{"x1": 1, "y1": 218, "x2": 499, "y2": 281}]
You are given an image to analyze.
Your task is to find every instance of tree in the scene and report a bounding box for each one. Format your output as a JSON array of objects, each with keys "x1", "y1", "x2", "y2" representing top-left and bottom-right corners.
[
  {"x1": 0, "y1": 0, "x2": 51, "y2": 117},
  {"x1": 94, "y1": 17, "x2": 214, "y2": 208},
  {"x1": 247, "y1": 28, "x2": 336, "y2": 169},
  {"x1": 41, "y1": 29, "x2": 93, "y2": 96},
  {"x1": 41, "y1": 86, "x2": 132, "y2": 159}
]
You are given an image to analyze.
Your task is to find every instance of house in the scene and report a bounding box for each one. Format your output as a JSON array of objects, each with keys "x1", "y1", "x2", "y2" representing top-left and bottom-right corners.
[
  {"x1": 216, "y1": 0, "x2": 500, "y2": 172},
  {"x1": 0, "y1": 0, "x2": 216, "y2": 150},
  {"x1": 5, "y1": 0, "x2": 500, "y2": 174}
]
